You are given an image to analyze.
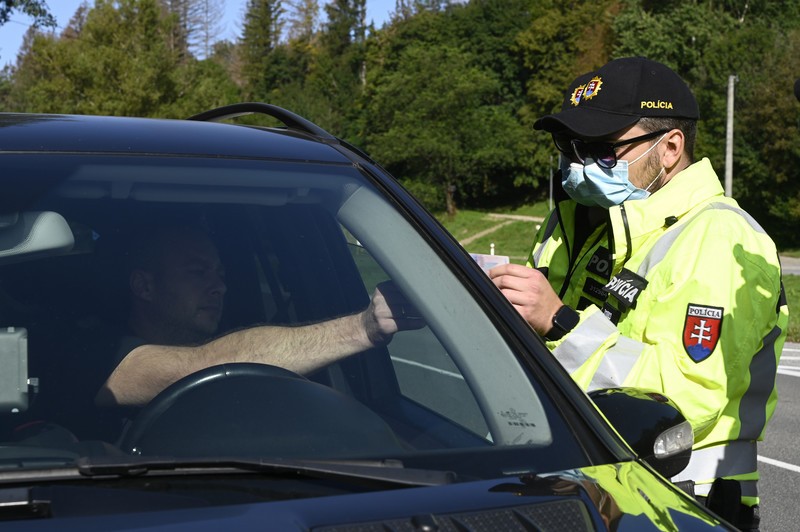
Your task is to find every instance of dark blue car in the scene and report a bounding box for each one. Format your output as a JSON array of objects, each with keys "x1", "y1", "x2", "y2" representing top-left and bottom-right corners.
[{"x1": 0, "y1": 105, "x2": 730, "y2": 530}]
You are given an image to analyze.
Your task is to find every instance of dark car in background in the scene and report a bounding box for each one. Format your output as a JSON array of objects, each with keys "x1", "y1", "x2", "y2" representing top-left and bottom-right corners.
[{"x1": 0, "y1": 104, "x2": 729, "y2": 530}]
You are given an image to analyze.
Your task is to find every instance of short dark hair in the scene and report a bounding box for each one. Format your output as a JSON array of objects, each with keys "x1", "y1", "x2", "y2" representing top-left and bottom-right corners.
[{"x1": 637, "y1": 116, "x2": 697, "y2": 164}]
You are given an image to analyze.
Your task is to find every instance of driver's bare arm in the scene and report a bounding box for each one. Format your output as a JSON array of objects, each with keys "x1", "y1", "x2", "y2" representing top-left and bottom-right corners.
[{"x1": 95, "y1": 283, "x2": 423, "y2": 407}]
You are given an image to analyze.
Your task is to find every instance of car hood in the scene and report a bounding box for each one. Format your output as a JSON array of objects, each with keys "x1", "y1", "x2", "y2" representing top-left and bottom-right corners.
[{"x1": 3, "y1": 461, "x2": 729, "y2": 530}]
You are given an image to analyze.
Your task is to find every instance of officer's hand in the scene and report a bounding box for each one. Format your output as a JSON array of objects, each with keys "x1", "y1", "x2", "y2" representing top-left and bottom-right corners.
[
  {"x1": 488, "y1": 263, "x2": 563, "y2": 336},
  {"x1": 362, "y1": 281, "x2": 425, "y2": 346}
]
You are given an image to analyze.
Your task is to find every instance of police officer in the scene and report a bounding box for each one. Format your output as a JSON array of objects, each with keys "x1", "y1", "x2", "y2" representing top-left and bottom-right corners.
[{"x1": 490, "y1": 57, "x2": 788, "y2": 530}]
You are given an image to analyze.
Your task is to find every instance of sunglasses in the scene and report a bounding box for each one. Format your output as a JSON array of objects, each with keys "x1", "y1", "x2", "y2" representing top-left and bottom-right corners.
[{"x1": 553, "y1": 129, "x2": 670, "y2": 169}]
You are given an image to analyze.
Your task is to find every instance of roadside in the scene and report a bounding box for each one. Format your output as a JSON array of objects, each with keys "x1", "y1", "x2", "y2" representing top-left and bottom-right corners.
[
  {"x1": 781, "y1": 255, "x2": 800, "y2": 276},
  {"x1": 459, "y1": 220, "x2": 514, "y2": 247},
  {"x1": 458, "y1": 213, "x2": 543, "y2": 249}
]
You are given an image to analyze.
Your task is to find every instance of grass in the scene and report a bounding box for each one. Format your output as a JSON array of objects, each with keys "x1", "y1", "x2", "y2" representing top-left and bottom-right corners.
[
  {"x1": 436, "y1": 203, "x2": 799, "y2": 342},
  {"x1": 435, "y1": 204, "x2": 550, "y2": 264}
]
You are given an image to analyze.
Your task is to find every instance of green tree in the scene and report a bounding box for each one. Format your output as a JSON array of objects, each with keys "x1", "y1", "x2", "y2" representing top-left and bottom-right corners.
[
  {"x1": 163, "y1": 54, "x2": 241, "y2": 117},
  {"x1": 9, "y1": 0, "x2": 181, "y2": 116},
  {"x1": 0, "y1": 0, "x2": 54, "y2": 27},
  {"x1": 726, "y1": 26, "x2": 800, "y2": 246},
  {"x1": 300, "y1": 0, "x2": 366, "y2": 140},
  {"x1": 286, "y1": 0, "x2": 318, "y2": 42},
  {"x1": 515, "y1": 0, "x2": 618, "y2": 188},
  {"x1": 364, "y1": 2, "x2": 537, "y2": 204},
  {"x1": 159, "y1": 0, "x2": 227, "y2": 60},
  {"x1": 160, "y1": 0, "x2": 191, "y2": 60},
  {"x1": 611, "y1": 0, "x2": 800, "y2": 247},
  {"x1": 0, "y1": 0, "x2": 55, "y2": 64},
  {"x1": 320, "y1": 0, "x2": 366, "y2": 58},
  {"x1": 279, "y1": 0, "x2": 318, "y2": 83},
  {"x1": 252, "y1": 2, "x2": 323, "y2": 121},
  {"x1": 239, "y1": 0, "x2": 284, "y2": 100},
  {"x1": 451, "y1": 0, "x2": 537, "y2": 190},
  {"x1": 366, "y1": 43, "x2": 530, "y2": 214},
  {"x1": 186, "y1": 0, "x2": 226, "y2": 59}
]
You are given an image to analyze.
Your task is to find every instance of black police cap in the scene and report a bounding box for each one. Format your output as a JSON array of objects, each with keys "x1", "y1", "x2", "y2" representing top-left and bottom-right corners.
[{"x1": 534, "y1": 57, "x2": 699, "y2": 138}]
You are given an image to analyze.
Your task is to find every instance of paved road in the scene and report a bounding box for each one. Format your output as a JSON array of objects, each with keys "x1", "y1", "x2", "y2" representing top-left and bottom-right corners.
[
  {"x1": 758, "y1": 341, "x2": 800, "y2": 531},
  {"x1": 781, "y1": 256, "x2": 800, "y2": 276},
  {"x1": 759, "y1": 268, "x2": 799, "y2": 530}
]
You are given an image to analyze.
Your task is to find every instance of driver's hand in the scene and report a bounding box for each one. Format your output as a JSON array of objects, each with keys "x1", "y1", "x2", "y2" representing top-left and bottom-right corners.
[{"x1": 363, "y1": 281, "x2": 425, "y2": 346}]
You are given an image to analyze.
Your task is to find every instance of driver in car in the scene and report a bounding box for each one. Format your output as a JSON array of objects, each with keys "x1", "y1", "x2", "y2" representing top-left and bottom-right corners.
[{"x1": 95, "y1": 224, "x2": 421, "y2": 407}]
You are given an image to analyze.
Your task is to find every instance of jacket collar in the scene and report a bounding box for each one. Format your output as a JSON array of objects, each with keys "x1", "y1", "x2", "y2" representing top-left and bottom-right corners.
[{"x1": 608, "y1": 158, "x2": 723, "y2": 265}]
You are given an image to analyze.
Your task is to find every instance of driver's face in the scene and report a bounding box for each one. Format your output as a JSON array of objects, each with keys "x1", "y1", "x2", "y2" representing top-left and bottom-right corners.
[{"x1": 151, "y1": 232, "x2": 227, "y2": 343}]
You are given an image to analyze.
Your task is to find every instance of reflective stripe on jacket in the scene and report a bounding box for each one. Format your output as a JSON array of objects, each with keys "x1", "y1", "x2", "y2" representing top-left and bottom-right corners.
[{"x1": 529, "y1": 158, "x2": 788, "y2": 499}]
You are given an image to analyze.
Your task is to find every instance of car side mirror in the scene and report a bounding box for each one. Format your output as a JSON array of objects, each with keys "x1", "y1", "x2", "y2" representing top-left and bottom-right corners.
[{"x1": 589, "y1": 387, "x2": 693, "y2": 479}]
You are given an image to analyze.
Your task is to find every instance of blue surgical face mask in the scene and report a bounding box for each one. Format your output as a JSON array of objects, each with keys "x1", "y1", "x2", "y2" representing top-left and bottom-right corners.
[{"x1": 561, "y1": 134, "x2": 666, "y2": 208}]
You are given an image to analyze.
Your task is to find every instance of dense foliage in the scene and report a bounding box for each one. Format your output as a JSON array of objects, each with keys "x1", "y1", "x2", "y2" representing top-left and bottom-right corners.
[{"x1": 1, "y1": 0, "x2": 798, "y2": 243}]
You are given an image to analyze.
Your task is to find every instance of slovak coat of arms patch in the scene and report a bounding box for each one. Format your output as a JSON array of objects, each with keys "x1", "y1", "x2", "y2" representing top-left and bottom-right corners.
[{"x1": 683, "y1": 304, "x2": 723, "y2": 362}]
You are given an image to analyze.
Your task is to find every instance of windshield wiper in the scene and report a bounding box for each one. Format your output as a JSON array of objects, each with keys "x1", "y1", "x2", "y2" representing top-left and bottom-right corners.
[{"x1": 75, "y1": 456, "x2": 456, "y2": 488}]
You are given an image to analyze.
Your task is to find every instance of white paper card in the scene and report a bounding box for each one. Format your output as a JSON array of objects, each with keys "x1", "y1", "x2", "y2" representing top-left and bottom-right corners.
[{"x1": 470, "y1": 253, "x2": 510, "y2": 273}]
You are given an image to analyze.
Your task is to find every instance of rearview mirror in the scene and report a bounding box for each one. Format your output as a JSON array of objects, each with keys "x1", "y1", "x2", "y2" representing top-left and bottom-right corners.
[
  {"x1": 589, "y1": 387, "x2": 693, "y2": 479},
  {"x1": 0, "y1": 211, "x2": 74, "y2": 264}
]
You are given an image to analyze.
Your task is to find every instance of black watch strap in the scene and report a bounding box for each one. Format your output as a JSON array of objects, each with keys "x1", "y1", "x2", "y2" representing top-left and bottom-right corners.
[{"x1": 545, "y1": 305, "x2": 580, "y2": 341}]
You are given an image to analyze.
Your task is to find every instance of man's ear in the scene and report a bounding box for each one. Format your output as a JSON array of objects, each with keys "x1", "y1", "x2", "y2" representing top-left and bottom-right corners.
[
  {"x1": 130, "y1": 270, "x2": 155, "y2": 302},
  {"x1": 662, "y1": 129, "x2": 685, "y2": 170}
]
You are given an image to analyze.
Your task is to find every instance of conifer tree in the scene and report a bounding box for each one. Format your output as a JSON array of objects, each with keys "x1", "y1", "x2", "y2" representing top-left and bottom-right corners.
[{"x1": 240, "y1": 0, "x2": 284, "y2": 99}]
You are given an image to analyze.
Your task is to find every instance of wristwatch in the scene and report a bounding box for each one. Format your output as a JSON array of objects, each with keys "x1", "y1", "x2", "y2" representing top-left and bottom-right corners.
[{"x1": 544, "y1": 305, "x2": 580, "y2": 341}]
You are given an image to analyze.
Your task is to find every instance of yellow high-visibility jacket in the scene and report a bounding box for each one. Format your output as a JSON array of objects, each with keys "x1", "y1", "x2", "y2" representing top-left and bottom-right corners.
[{"x1": 530, "y1": 158, "x2": 788, "y2": 502}]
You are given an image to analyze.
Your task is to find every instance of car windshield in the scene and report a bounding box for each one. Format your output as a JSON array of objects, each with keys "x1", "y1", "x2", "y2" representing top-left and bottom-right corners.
[{"x1": 0, "y1": 149, "x2": 590, "y2": 482}]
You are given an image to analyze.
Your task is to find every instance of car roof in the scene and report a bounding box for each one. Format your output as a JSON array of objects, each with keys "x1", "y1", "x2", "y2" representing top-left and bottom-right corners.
[{"x1": 0, "y1": 112, "x2": 354, "y2": 164}]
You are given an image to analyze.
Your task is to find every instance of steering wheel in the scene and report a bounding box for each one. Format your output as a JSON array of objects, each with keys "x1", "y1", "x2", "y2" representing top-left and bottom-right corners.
[{"x1": 119, "y1": 363, "x2": 403, "y2": 458}]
